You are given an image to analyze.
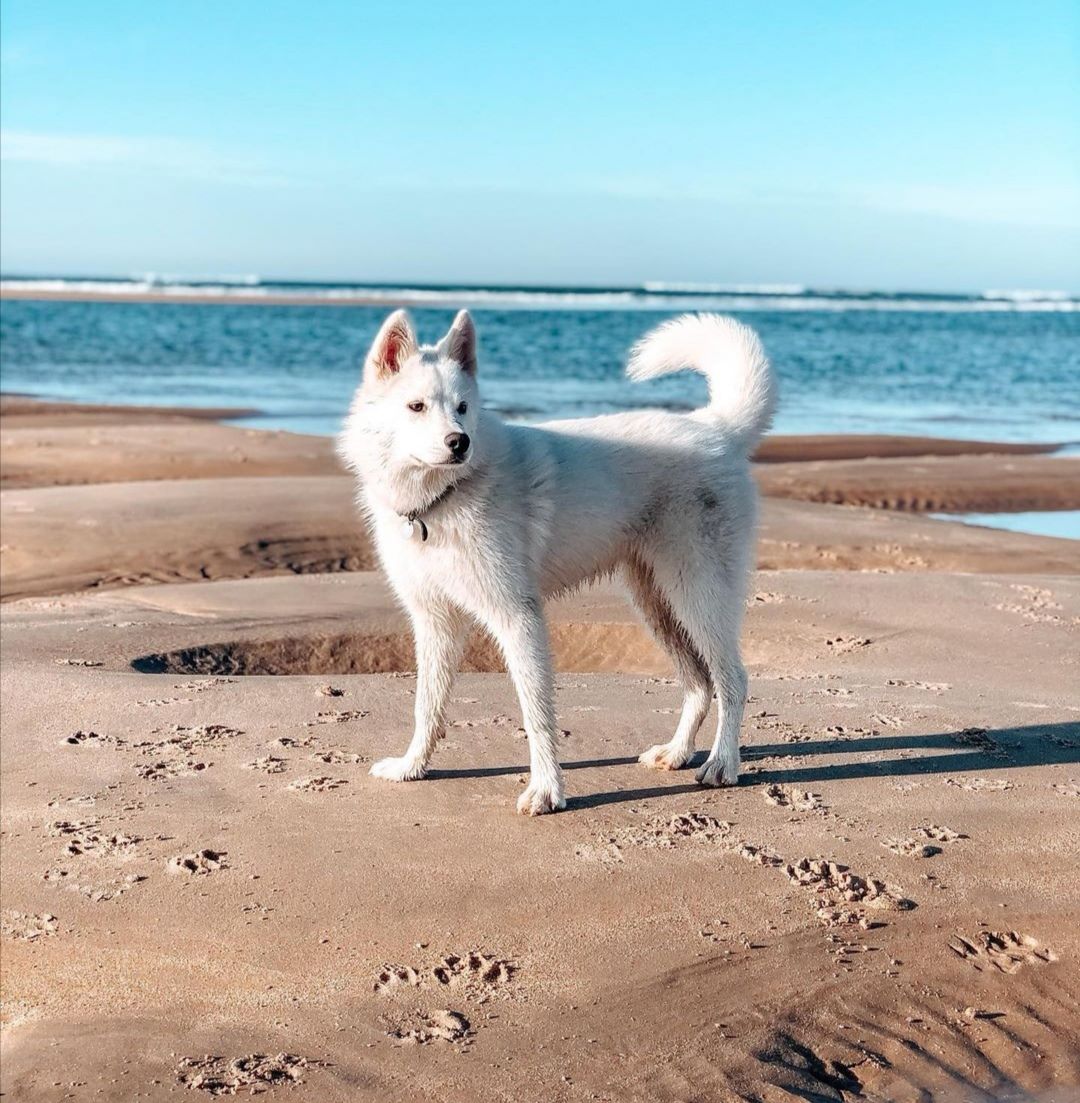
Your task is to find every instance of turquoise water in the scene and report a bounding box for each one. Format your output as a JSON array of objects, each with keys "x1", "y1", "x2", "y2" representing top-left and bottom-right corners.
[
  {"x1": 932, "y1": 511, "x2": 1080, "y2": 540},
  {"x1": 1, "y1": 287, "x2": 1078, "y2": 443}
]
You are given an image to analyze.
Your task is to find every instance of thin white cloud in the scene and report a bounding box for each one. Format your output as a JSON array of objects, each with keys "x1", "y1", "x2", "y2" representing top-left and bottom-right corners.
[
  {"x1": 0, "y1": 129, "x2": 296, "y2": 188},
  {"x1": 337, "y1": 166, "x2": 1078, "y2": 231},
  {"x1": 563, "y1": 173, "x2": 1080, "y2": 231}
]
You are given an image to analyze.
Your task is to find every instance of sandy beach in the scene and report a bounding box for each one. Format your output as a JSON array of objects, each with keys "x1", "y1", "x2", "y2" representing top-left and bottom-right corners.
[{"x1": 1, "y1": 398, "x2": 1078, "y2": 1102}]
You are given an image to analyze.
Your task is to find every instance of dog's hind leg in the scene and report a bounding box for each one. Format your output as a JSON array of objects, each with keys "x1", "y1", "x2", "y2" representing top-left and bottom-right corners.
[
  {"x1": 370, "y1": 600, "x2": 469, "y2": 782},
  {"x1": 693, "y1": 640, "x2": 747, "y2": 787},
  {"x1": 482, "y1": 597, "x2": 566, "y2": 815},
  {"x1": 625, "y1": 555, "x2": 713, "y2": 771},
  {"x1": 648, "y1": 555, "x2": 749, "y2": 788}
]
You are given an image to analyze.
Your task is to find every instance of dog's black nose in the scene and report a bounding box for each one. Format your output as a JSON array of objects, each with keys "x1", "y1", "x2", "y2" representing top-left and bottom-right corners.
[{"x1": 445, "y1": 432, "x2": 470, "y2": 458}]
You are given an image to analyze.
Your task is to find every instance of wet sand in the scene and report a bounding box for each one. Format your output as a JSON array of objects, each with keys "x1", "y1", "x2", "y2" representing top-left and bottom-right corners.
[{"x1": 1, "y1": 398, "x2": 1078, "y2": 1102}]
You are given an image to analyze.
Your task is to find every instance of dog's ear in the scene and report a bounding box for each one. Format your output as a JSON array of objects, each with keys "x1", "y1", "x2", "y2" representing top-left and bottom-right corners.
[
  {"x1": 437, "y1": 309, "x2": 477, "y2": 376},
  {"x1": 365, "y1": 310, "x2": 417, "y2": 383}
]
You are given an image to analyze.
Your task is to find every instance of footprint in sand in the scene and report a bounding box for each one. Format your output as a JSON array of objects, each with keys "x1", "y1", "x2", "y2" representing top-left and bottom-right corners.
[
  {"x1": 735, "y1": 843, "x2": 785, "y2": 869},
  {"x1": 169, "y1": 849, "x2": 227, "y2": 875},
  {"x1": 433, "y1": 951, "x2": 516, "y2": 991},
  {"x1": 821, "y1": 723, "x2": 879, "y2": 741},
  {"x1": 825, "y1": 636, "x2": 872, "y2": 654},
  {"x1": 871, "y1": 713, "x2": 905, "y2": 730},
  {"x1": 914, "y1": 824, "x2": 965, "y2": 842},
  {"x1": 309, "y1": 749, "x2": 368, "y2": 765},
  {"x1": 615, "y1": 810, "x2": 732, "y2": 851},
  {"x1": 950, "y1": 727, "x2": 1010, "y2": 760},
  {"x1": 304, "y1": 709, "x2": 368, "y2": 726},
  {"x1": 43, "y1": 867, "x2": 144, "y2": 902},
  {"x1": 287, "y1": 776, "x2": 347, "y2": 792},
  {"x1": 883, "y1": 837, "x2": 942, "y2": 858},
  {"x1": 993, "y1": 584, "x2": 1063, "y2": 624},
  {"x1": 763, "y1": 784, "x2": 826, "y2": 813},
  {"x1": 176, "y1": 1053, "x2": 315, "y2": 1095},
  {"x1": 64, "y1": 730, "x2": 101, "y2": 746},
  {"x1": 139, "y1": 724, "x2": 244, "y2": 750},
  {"x1": 131, "y1": 726, "x2": 241, "y2": 781},
  {"x1": 50, "y1": 819, "x2": 141, "y2": 858},
  {"x1": 173, "y1": 678, "x2": 235, "y2": 692},
  {"x1": 783, "y1": 857, "x2": 915, "y2": 929},
  {"x1": 384, "y1": 1008, "x2": 471, "y2": 1046},
  {"x1": 136, "y1": 759, "x2": 210, "y2": 781},
  {"x1": 1050, "y1": 780, "x2": 1080, "y2": 798},
  {"x1": 271, "y1": 735, "x2": 316, "y2": 750},
  {"x1": 882, "y1": 824, "x2": 966, "y2": 858},
  {"x1": 374, "y1": 964, "x2": 422, "y2": 993},
  {"x1": 47, "y1": 793, "x2": 97, "y2": 810},
  {"x1": 887, "y1": 679, "x2": 951, "y2": 693},
  {"x1": 733, "y1": 844, "x2": 915, "y2": 930},
  {"x1": 1046, "y1": 730, "x2": 1080, "y2": 749},
  {"x1": 374, "y1": 950, "x2": 517, "y2": 1001},
  {"x1": 1, "y1": 911, "x2": 58, "y2": 941},
  {"x1": 948, "y1": 929, "x2": 1056, "y2": 973},
  {"x1": 752, "y1": 713, "x2": 813, "y2": 743},
  {"x1": 944, "y1": 776, "x2": 1014, "y2": 792},
  {"x1": 64, "y1": 730, "x2": 124, "y2": 747},
  {"x1": 243, "y1": 755, "x2": 288, "y2": 774}
]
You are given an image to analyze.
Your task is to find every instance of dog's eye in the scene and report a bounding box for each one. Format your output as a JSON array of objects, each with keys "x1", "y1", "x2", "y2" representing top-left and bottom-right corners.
[
  {"x1": 407, "y1": 401, "x2": 426, "y2": 413},
  {"x1": 457, "y1": 401, "x2": 468, "y2": 415}
]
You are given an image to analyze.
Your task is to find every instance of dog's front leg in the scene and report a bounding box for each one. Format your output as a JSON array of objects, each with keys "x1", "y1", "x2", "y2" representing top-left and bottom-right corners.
[
  {"x1": 487, "y1": 602, "x2": 566, "y2": 815},
  {"x1": 370, "y1": 601, "x2": 468, "y2": 782}
]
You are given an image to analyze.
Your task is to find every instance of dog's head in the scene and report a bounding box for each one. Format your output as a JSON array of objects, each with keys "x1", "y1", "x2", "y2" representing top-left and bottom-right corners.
[{"x1": 351, "y1": 309, "x2": 480, "y2": 472}]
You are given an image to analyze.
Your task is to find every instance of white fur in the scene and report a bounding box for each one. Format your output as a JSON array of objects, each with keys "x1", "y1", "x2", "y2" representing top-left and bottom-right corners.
[{"x1": 339, "y1": 310, "x2": 777, "y2": 814}]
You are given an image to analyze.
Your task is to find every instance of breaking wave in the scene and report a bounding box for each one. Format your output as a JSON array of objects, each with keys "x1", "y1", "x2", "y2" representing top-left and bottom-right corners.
[{"x1": 2, "y1": 276, "x2": 1076, "y2": 312}]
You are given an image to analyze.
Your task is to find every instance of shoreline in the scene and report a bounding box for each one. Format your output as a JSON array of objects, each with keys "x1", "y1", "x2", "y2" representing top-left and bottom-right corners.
[
  {"x1": 1, "y1": 392, "x2": 1068, "y2": 459},
  {"x1": 0, "y1": 395, "x2": 261, "y2": 423},
  {"x1": 4, "y1": 395, "x2": 1078, "y2": 520}
]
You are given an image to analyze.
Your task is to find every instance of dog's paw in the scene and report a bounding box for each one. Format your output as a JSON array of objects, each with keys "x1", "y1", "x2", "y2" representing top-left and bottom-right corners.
[
  {"x1": 638, "y1": 743, "x2": 691, "y2": 771},
  {"x1": 370, "y1": 755, "x2": 426, "y2": 782},
  {"x1": 695, "y1": 754, "x2": 740, "y2": 787},
  {"x1": 516, "y1": 777, "x2": 566, "y2": 816}
]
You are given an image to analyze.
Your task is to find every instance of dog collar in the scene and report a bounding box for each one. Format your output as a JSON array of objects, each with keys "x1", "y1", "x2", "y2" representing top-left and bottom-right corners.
[{"x1": 400, "y1": 482, "x2": 457, "y2": 542}]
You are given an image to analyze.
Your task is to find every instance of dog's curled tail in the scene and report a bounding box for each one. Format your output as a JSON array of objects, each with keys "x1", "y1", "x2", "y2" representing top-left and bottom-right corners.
[{"x1": 627, "y1": 313, "x2": 777, "y2": 448}]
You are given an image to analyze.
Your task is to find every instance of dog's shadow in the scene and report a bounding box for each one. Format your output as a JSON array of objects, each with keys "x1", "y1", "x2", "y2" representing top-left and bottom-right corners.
[{"x1": 426, "y1": 722, "x2": 1080, "y2": 812}]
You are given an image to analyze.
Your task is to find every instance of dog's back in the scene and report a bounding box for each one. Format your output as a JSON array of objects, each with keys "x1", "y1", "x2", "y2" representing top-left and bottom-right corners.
[{"x1": 492, "y1": 314, "x2": 777, "y2": 597}]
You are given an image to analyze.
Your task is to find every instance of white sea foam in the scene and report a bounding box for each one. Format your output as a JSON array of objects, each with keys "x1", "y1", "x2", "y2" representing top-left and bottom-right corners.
[
  {"x1": 981, "y1": 288, "x2": 1072, "y2": 303},
  {"x1": 642, "y1": 281, "x2": 807, "y2": 295},
  {"x1": 1, "y1": 278, "x2": 1077, "y2": 312},
  {"x1": 139, "y1": 271, "x2": 262, "y2": 287}
]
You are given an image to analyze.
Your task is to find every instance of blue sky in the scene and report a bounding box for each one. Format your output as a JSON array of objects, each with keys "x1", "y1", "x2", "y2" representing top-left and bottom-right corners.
[{"x1": 1, "y1": 1, "x2": 1077, "y2": 289}]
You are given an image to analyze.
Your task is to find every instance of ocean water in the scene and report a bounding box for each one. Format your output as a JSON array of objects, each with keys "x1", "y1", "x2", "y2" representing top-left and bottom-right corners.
[
  {"x1": 1, "y1": 280, "x2": 1078, "y2": 443},
  {"x1": 932, "y1": 511, "x2": 1080, "y2": 540}
]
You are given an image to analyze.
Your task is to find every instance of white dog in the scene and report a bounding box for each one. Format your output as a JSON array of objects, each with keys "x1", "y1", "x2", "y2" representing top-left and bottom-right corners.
[{"x1": 338, "y1": 309, "x2": 776, "y2": 814}]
